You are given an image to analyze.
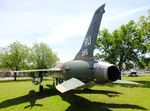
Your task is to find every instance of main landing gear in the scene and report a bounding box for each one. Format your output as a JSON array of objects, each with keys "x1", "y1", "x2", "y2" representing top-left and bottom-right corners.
[
  {"x1": 38, "y1": 77, "x2": 64, "y2": 92},
  {"x1": 53, "y1": 77, "x2": 64, "y2": 86},
  {"x1": 39, "y1": 85, "x2": 44, "y2": 92}
]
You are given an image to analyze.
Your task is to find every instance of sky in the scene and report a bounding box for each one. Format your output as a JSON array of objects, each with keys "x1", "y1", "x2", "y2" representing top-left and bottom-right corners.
[{"x1": 0, "y1": 0, "x2": 150, "y2": 62}]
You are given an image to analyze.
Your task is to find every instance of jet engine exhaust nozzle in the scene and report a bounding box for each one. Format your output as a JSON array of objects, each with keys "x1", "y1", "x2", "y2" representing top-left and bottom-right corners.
[{"x1": 108, "y1": 66, "x2": 120, "y2": 81}]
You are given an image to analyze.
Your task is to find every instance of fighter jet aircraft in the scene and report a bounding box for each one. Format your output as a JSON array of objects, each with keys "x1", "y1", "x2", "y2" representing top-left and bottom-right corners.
[{"x1": 13, "y1": 4, "x2": 141, "y2": 93}]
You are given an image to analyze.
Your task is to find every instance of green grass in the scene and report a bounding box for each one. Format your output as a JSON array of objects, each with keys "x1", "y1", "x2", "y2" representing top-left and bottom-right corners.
[{"x1": 0, "y1": 74, "x2": 150, "y2": 111}]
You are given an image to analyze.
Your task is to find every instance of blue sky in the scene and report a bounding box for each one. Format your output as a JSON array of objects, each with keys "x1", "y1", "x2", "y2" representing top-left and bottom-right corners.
[{"x1": 0, "y1": 0, "x2": 150, "y2": 62}]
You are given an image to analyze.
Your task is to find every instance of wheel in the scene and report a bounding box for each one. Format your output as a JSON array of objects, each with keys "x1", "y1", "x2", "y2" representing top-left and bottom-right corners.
[
  {"x1": 39, "y1": 85, "x2": 44, "y2": 92},
  {"x1": 58, "y1": 78, "x2": 63, "y2": 84}
]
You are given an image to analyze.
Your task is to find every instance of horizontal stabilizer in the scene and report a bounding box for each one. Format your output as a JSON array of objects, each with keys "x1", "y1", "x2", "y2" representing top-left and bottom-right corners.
[
  {"x1": 113, "y1": 80, "x2": 143, "y2": 86},
  {"x1": 56, "y1": 78, "x2": 85, "y2": 93}
]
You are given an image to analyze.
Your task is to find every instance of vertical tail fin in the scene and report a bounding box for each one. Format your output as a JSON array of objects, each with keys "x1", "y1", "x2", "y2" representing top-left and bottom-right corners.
[{"x1": 74, "y1": 4, "x2": 105, "y2": 60}]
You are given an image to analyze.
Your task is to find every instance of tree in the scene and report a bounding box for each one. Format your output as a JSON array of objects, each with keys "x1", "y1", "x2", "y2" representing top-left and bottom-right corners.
[
  {"x1": 96, "y1": 20, "x2": 148, "y2": 71},
  {"x1": 138, "y1": 10, "x2": 150, "y2": 68},
  {"x1": 137, "y1": 10, "x2": 150, "y2": 43},
  {"x1": 0, "y1": 42, "x2": 29, "y2": 80},
  {"x1": 29, "y1": 42, "x2": 59, "y2": 69}
]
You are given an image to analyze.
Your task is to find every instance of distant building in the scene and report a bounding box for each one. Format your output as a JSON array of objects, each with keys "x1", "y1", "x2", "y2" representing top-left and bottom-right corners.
[{"x1": 0, "y1": 69, "x2": 12, "y2": 77}]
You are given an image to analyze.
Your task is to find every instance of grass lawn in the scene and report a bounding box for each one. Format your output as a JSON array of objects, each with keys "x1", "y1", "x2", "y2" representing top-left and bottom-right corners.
[{"x1": 0, "y1": 74, "x2": 150, "y2": 111}]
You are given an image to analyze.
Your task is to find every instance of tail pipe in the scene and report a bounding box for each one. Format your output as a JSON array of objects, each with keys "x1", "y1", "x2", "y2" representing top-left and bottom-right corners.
[{"x1": 108, "y1": 66, "x2": 121, "y2": 81}]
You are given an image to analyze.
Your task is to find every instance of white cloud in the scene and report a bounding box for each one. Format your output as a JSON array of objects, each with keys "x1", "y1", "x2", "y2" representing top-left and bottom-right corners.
[
  {"x1": 53, "y1": 47, "x2": 76, "y2": 62},
  {"x1": 37, "y1": 36, "x2": 65, "y2": 45},
  {"x1": 104, "y1": 4, "x2": 150, "y2": 23},
  {"x1": 36, "y1": 15, "x2": 90, "y2": 45}
]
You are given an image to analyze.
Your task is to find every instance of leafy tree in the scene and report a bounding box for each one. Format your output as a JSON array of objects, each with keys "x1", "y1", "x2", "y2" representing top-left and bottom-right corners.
[
  {"x1": 0, "y1": 41, "x2": 29, "y2": 70},
  {"x1": 0, "y1": 42, "x2": 59, "y2": 80},
  {"x1": 96, "y1": 20, "x2": 148, "y2": 71},
  {"x1": 29, "y1": 42, "x2": 59, "y2": 69},
  {"x1": 138, "y1": 10, "x2": 150, "y2": 68},
  {"x1": 137, "y1": 10, "x2": 150, "y2": 42},
  {"x1": 146, "y1": 42, "x2": 150, "y2": 52},
  {"x1": 0, "y1": 42, "x2": 29, "y2": 80}
]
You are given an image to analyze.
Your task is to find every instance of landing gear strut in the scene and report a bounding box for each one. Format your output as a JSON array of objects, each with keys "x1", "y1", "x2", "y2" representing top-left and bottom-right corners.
[
  {"x1": 39, "y1": 85, "x2": 44, "y2": 92},
  {"x1": 39, "y1": 71, "x2": 44, "y2": 93},
  {"x1": 53, "y1": 78, "x2": 64, "y2": 86}
]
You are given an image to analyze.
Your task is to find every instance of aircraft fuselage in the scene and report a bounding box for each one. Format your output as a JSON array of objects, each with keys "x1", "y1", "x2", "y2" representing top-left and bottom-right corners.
[{"x1": 53, "y1": 60, "x2": 120, "y2": 84}]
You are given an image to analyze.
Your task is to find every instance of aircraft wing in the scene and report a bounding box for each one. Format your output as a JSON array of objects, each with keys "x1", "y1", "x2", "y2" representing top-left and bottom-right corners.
[
  {"x1": 113, "y1": 80, "x2": 143, "y2": 86},
  {"x1": 12, "y1": 68, "x2": 62, "y2": 73},
  {"x1": 56, "y1": 78, "x2": 85, "y2": 93}
]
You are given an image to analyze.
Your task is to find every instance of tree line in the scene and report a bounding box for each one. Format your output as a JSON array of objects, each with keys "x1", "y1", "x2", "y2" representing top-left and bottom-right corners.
[
  {"x1": 96, "y1": 10, "x2": 150, "y2": 71},
  {"x1": 0, "y1": 42, "x2": 59, "y2": 71}
]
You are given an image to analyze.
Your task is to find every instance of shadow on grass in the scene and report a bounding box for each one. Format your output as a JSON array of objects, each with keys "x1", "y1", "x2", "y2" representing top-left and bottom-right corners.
[
  {"x1": 136, "y1": 81, "x2": 150, "y2": 88},
  {"x1": 67, "y1": 89, "x2": 122, "y2": 98},
  {"x1": 24, "y1": 90, "x2": 43, "y2": 109},
  {"x1": 61, "y1": 93, "x2": 147, "y2": 111},
  {"x1": 0, "y1": 85, "x2": 147, "y2": 111},
  {"x1": 0, "y1": 87, "x2": 59, "y2": 109}
]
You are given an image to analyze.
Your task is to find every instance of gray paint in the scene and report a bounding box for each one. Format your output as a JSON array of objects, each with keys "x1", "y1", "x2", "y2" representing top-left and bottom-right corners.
[{"x1": 63, "y1": 60, "x2": 95, "y2": 82}]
